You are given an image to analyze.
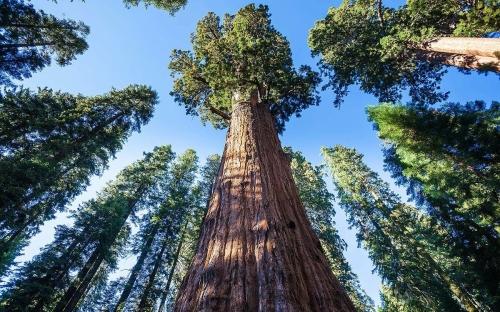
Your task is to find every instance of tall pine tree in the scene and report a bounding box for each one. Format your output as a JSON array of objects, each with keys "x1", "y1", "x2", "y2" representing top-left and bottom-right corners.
[
  {"x1": 0, "y1": 0, "x2": 89, "y2": 85},
  {"x1": 0, "y1": 145, "x2": 175, "y2": 312},
  {"x1": 156, "y1": 154, "x2": 221, "y2": 312},
  {"x1": 0, "y1": 85, "x2": 158, "y2": 274},
  {"x1": 169, "y1": 4, "x2": 355, "y2": 310},
  {"x1": 323, "y1": 145, "x2": 493, "y2": 312},
  {"x1": 367, "y1": 102, "x2": 500, "y2": 308},
  {"x1": 75, "y1": 154, "x2": 219, "y2": 312},
  {"x1": 113, "y1": 149, "x2": 198, "y2": 312}
]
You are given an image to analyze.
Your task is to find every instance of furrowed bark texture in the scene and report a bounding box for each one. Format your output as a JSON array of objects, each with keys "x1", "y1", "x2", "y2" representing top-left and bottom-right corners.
[
  {"x1": 419, "y1": 37, "x2": 500, "y2": 72},
  {"x1": 174, "y1": 95, "x2": 355, "y2": 312}
]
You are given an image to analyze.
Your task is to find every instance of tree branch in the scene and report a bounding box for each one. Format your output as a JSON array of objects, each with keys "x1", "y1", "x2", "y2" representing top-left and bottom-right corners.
[{"x1": 206, "y1": 104, "x2": 230, "y2": 120}]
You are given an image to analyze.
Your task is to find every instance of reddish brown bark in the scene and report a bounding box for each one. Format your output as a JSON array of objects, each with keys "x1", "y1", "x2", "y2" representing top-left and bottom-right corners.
[{"x1": 174, "y1": 93, "x2": 355, "y2": 311}]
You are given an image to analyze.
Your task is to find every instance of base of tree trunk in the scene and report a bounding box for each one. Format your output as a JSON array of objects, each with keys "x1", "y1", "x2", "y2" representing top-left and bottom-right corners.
[{"x1": 174, "y1": 94, "x2": 355, "y2": 312}]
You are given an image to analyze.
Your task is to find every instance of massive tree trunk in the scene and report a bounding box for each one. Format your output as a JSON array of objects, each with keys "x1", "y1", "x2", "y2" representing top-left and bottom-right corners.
[
  {"x1": 419, "y1": 37, "x2": 500, "y2": 71},
  {"x1": 174, "y1": 93, "x2": 355, "y2": 312}
]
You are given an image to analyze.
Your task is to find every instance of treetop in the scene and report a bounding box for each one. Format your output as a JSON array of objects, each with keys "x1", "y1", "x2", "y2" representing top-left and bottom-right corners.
[{"x1": 169, "y1": 4, "x2": 320, "y2": 133}]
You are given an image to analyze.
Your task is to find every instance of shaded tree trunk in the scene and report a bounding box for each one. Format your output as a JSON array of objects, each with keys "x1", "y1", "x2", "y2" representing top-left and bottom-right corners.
[
  {"x1": 53, "y1": 246, "x2": 104, "y2": 312},
  {"x1": 157, "y1": 222, "x2": 188, "y2": 312},
  {"x1": 419, "y1": 37, "x2": 500, "y2": 71},
  {"x1": 114, "y1": 222, "x2": 160, "y2": 312},
  {"x1": 53, "y1": 192, "x2": 144, "y2": 312},
  {"x1": 137, "y1": 233, "x2": 171, "y2": 311},
  {"x1": 174, "y1": 93, "x2": 355, "y2": 311}
]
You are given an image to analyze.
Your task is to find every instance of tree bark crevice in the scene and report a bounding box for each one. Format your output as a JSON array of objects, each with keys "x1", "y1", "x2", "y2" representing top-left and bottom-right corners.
[{"x1": 174, "y1": 93, "x2": 355, "y2": 311}]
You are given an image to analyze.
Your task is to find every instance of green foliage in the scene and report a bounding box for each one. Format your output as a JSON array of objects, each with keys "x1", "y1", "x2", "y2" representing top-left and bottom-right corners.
[
  {"x1": 51, "y1": 0, "x2": 187, "y2": 14},
  {"x1": 378, "y1": 286, "x2": 417, "y2": 312},
  {"x1": 0, "y1": 145, "x2": 175, "y2": 312},
  {"x1": 0, "y1": 0, "x2": 89, "y2": 85},
  {"x1": 122, "y1": 0, "x2": 187, "y2": 14},
  {"x1": 286, "y1": 147, "x2": 374, "y2": 312},
  {"x1": 322, "y1": 145, "x2": 493, "y2": 311},
  {"x1": 109, "y1": 150, "x2": 198, "y2": 311},
  {"x1": 78, "y1": 153, "x2": 219, "y2": 312},
  {"x1": 0, "y1": 85, "x2": 158, "y2": 275},
  {"x1": 169, "y1": 4, "x2": 320, "y2": 132},
  {"x1": 308, "y1": 0, "x2": 499, "y2": 106},
  {"x1": 156, "y1": 154, "x2": 220, "y2": 311},
  {"x1": 368, "y1": 102, "x2": 500, "y2": 306}
]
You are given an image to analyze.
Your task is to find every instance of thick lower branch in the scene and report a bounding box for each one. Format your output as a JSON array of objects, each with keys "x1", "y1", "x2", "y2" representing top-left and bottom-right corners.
[
  {"x1": 207, "y1": 104, "x2": 230, "y2": 120},
  {"x1": 416, "y1": 49, "x2": 500, "y2": 72}
]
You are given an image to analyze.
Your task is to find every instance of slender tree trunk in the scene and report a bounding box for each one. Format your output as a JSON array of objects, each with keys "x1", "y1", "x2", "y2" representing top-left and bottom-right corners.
[
  {"x1": 157, "y1": 222, "x2": 188, "y2": 312},
  {"x1": 53, "y1": 246, "x2": 103, "y2": 312},
  {"x1": 114, "y1": 223, "x2": 161, "y2": 312},
  {"x1": 430, "y1": 256, "x2": 484, "y2": 312},
  {"x1": 418, "y1": 37, "x2": 500, "y2": 71},
  {"x1": 53, "y1": 191, "x2": 144, "y2": 312},
  {"x1": 58, "y1": 251, "x2": 105, "y2": 312},
  {"x1": 174, "y1": 93, "x2": 355, "y2": 311},
  {"x1": 32, "y1": 235, "x2": 92, "y2": 310},
  {"x1": 137, "y1": 233, "x2": 171, "y2": 311}
]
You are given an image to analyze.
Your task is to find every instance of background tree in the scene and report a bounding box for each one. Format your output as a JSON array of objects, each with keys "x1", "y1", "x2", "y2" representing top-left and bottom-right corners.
[
  {"x1": 322, "y1": 145, "x2": 492, "y2": 312},
  {"x1": 52, "y1": 0, "x2": 187, "y2": 14},
  {"x1": 0, "y1": 0, "x2": 89, "y2": 85},
  {"x1": 0, "y1": 145, "x2": 175, "y2": 312},
  {"x1": 286, "y1": 147, "x2": 375, "y2": 312},
  {"x1": 0, "y1": 85, "x2": 157, "y2": 275},
  {"x1": 169, "y1": 4, "x2": 355, "y2": 311},
  {"x1": 367, "y1": 102, "x2": 500, "y2": 308},
  {"x1": 156, "y1": 154, "x2": 220, "y2": 312},
  {"x1": 308, "y1": 0, "x2": 500, "y2": 107},
  {"x1": 122, "y1": 0, "x2": 187, "y2": 13},
  {"x1": 76, "y1": 154, "x2": 219, "y2": 312},
  {"x1": 113, "y1": 150, "x2": 198, "y2": 312}
]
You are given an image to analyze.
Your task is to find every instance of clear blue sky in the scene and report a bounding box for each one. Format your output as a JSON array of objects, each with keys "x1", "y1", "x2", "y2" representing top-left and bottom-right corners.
[{"x1": 16, "y1": 0, "x2": 499, "y2": 307}]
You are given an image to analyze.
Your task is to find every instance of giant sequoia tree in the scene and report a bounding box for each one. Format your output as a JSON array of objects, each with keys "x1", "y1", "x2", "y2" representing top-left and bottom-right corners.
[
  {"x1": 169, "y1": 4, "x2": 355, "y2": 311},
  {"x1": 308, "y1": 0, "x2": 500, "y2": 106},
  {"x1": 323, "y1": 146, "x2": 493, "y2": 312},
  {"x1": 0, "y1": 85, "x2": 157, "y2": 275},
  {"x1": 367, "y1": 102, "x2": 500, "y2": 308},
  {"x1": 0, "y1": 146, "x2": 175, "y2": 312},
  {"x1": 0, "y1": 0, "x2": 89, "y2": 85}
]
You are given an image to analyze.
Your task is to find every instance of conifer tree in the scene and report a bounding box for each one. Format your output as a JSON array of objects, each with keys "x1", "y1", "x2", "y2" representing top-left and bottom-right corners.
[
  {"x1": 308, "y1": 0, "x2": 500, "y2": 106},
  {"x1": 169, "y1": 4, "x2": 355, "y2": 310},
  {"x1": 367, "y1": 102, "x2": 500, "y2": 308},
  {"x1": 0, "y1": 85, "x2": 158, "y2": 274},
  {"x1": 323, "y1": 145, "x2": 493, "y2": 312},
  {"x1": 0, "y1": 145, "x2": 175, "y2": 312},
  {"x1": 156, "y1": 154, "x2": 221, "y2": 312},
  {"x1": 113, "y1": 150, "x2": 198, "y2": 312},
  {"x1": 0, "y1": 0, "x2": 89, "y2": 85},
  {"x1": 122, "y1": 0, "x2": 187, "y2": 13},
  {"x1": 286, "y1": 147, "x2": 374, "y2": 312}
]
